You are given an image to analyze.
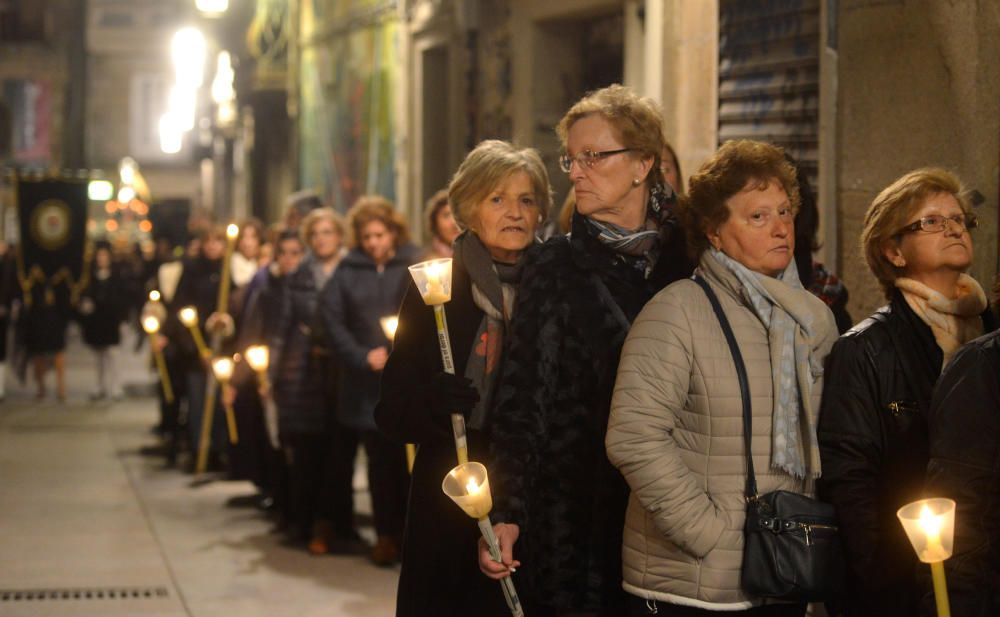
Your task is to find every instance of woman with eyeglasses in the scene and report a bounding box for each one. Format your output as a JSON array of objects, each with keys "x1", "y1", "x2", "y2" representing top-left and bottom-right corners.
[
  {"x1": 477, "y1": 84, "x2": 692, "y2": 616},
  {"x1": 817, "y1": 168, "x2": 997, "y2": 617}
]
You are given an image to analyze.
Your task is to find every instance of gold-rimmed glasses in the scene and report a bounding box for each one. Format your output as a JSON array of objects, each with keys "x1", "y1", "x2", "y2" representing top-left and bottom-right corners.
[{"x1": 558, "y1": 148, "x2": 634, "y2": 174}]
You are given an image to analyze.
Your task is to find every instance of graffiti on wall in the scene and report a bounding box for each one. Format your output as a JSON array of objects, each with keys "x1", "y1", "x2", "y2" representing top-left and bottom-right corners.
[{"x1": 299, "y1": 0, "x2": 398, "y2": 211}]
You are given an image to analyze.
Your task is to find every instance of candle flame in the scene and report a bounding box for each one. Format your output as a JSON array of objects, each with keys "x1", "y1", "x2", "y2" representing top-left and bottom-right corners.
[
  {"x1": 427, "y1": 261, "x2": 441, "y2": 279},
  {"x1": 380, "y1": 316, "x2": 399, "y2": 340},
  {"x1": 149, "y1": 290, "x2": 161, "y2": 302},
  {"x1": 179, "y1": 306, "x2": 198, "y2": 327},
  {"x1": 918, "y1": 504, "x2": 942, "y2": 537},
  {"x1": 212, "y1": 356, "x2": 235, "y2": 381},
  {"x1": 466, "y1": 477, "x2": 480, "y2": 495},
  {"x1": 142, "y1": 316, "x2": 161, "y2": 334},
  {"x1": 245, "y1": 345, "x2": 269, "y2": 371},
  {"x1": 226, "y1": 223, "x2": 239, "y2": 239}
]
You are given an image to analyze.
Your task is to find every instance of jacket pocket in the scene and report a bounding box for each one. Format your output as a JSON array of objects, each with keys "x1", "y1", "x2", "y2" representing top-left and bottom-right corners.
[{"x1": 886, "y1": 400, "x2": 919, "y2": 432}]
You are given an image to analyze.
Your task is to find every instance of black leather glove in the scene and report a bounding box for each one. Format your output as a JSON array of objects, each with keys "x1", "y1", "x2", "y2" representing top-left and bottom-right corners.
[{"x1": 429, "y1": 372, "x2": 480, "y2": 422}]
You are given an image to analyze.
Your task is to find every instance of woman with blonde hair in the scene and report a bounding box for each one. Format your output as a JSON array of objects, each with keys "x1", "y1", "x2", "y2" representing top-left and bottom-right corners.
[
  {"x1": 479, "y1": 84, "x2": 692, "y2": 615},
  {"x1": 818, "y1": 168, "x2": 996, "y2": 616},
  {"x1": 321, "y1": 195, "x2": 418, "y2": 566},
  {"x1": 377, "y1": 139, "x2": 550, "y2": 616}
]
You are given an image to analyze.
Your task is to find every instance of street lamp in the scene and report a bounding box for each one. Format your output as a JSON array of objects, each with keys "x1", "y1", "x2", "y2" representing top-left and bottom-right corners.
[{"x1": 195, "y1": 0, "x2": 229, "y2": 16}]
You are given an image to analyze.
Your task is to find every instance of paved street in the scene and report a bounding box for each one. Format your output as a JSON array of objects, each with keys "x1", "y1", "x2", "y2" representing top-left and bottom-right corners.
[{"x1": 0, "y1": 326, "x2": 398, "y2": 617}]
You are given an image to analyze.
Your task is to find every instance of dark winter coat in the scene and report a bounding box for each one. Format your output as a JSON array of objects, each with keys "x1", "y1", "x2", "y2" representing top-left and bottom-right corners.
[
  {"x1": 320, "y1": 245, "x2": 419, "y2": 431},
  {"x1": 375, "y1": 258, "x2": 509, "y2": 617},
  {"x1": 924, "y1": 329, "x2": 1000, "y2": 617},
  {"x1": 271, "y1": 256, "x2": 336, "y2": 436},
  {"x1": 80, "y1": 267, "x2": 128, "y2": 347},
  {"x1": 487, "y1": 212, "x2": 692, "y2": 613},
  {"x1": 817, "y1": 291, "x2": 998, "y2": 616},
  {"x1": 164, "y1": 256, "x2": 226, "y2": 373}
]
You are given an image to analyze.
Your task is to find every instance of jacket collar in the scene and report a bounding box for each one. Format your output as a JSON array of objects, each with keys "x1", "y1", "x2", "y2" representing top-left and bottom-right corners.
[{"x1": 341, "y1": 243, "x2": 419, "y2": 269}]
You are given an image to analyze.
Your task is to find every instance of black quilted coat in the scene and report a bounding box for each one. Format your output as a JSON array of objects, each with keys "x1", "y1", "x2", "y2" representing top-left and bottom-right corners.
[
  {"x1": 818, "y1": 291, "x2": 997, "y2": 617},
  {"x1": 487, "y1": 212, "x2": 691, "y2": 613},
  {"x1": 924, "y1": 329, "x2": 1000, "y2": 617}
]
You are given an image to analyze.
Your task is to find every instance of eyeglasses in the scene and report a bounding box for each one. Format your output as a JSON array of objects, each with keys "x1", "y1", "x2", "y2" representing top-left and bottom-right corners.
[
  {"x1": 895, "y1": 213, "x2": 978, "y2": 236},
  {"x1": 558, "y1": 148, "x2": 634, "y2": 173}
]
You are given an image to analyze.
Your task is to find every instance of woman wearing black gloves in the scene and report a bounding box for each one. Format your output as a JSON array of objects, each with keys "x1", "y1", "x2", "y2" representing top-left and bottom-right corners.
[{"x1": 375, "y1": 140, "x2": 550, "y2": 616}]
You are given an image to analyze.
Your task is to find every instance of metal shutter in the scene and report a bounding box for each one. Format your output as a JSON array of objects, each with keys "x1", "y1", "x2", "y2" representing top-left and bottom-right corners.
[{"x1": 718, "y1": 0, "x2": 820, "y2": 183}]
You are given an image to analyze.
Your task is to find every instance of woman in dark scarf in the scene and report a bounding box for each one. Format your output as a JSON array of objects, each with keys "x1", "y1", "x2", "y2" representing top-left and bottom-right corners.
[
  {"x1": 478, "y1": 84, "x2": 693, "y2": 616},
  {"x1": 375, "y1": 139, "x2": 552, "y2": 617}
]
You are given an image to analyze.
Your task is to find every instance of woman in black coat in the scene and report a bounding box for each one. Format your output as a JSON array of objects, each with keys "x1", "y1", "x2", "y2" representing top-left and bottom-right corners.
[
  {"x1": 478, "y1": 85, "x2": 692, "y2": 616},
  {"x1": 270, "y1": 209, "x2": 355, "y2": 552},
  {"x1": 924, "y1": 323, "x2": 1000, "y2": 617},
  {"x1": 79, "y1": 243, "x2": 129, "y2": 400},
  {"x1": 818, "y1": 168, "x2": 996, "y2": 617},
  {"x1": 166, "y1": 227, "x2": 232, "y2": 471},
  {"x1": 376, "y1": 140, "x2": 551, "y2": 617},
  {"x1": 320, "y1": 195, "x2": 418, "y2": 566}
]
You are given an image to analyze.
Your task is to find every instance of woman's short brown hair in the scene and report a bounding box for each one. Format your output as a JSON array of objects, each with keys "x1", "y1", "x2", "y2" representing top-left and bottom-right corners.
[
  {"x1": 556, "y1": 84, "x2": 667, "y2": 188},
  {"x1": 448, "y1": 140, "x2": 552, "y2": 229},
  {"x1": 346, "y1": 195, "x2": 409, "y2": 248},
  {"x1": 424, "y1": 189, "x2": 451, "y2": 241},
  {"x1": 680, "y1": 140, "x2": 800, "y2": 260},
  {"x1": 861, "y1": 167, "x2": 971, "y2": 299},
  {"x1": 300, "y1": 207, "x2": 346, "y2": 246}
]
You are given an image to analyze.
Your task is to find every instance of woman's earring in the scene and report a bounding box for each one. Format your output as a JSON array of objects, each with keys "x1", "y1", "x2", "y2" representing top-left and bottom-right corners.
[{"x1": 632, "y1": 178, "x2": 641, "y2": 187}]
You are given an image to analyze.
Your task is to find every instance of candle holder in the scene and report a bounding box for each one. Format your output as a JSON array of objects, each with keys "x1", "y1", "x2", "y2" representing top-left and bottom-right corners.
[
  {"x1": 898, "y1": 498, "x2": 956, "y2": 617},
  {"x1": 378, "y1": 315, "x2": 415, "y2": 471},
  {"x1": 141, "y1": 315, "x2": 174, "y2": 404},
  {"x1": 442, "y1": 462, "x2": 524, "y2": 617},
  {"x1": 245, "y1": 344, "x2": 270, "y2": 394},
  {"x1": 179, "y1": 306, "x2": 211, "y2": 359},
  {"x1": 211, "y1": 356, "x2": 239, "y2": 445},
  {"x1": 408, "y1": 258, "x2": 467, "y2": 464}
]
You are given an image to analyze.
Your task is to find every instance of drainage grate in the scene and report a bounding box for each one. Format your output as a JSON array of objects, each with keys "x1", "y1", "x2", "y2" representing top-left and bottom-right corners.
[{"x1": 0, "y1": 587, "x2": 169, "y2": 602}]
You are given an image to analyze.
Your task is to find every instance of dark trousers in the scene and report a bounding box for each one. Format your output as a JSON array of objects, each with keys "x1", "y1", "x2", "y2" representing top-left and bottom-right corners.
[
  {"x1": 229, "y1": 385, "x2": 269, "y2": 487},
  {"x1": 627, "y1": 595, "x2": 806, "y2": 616},
  {"x1": 285, "y1": 432, "x2": 331, "y2": 540},
  {"x1": 327, "y1": 423, "x2": 359, "y2": 536},
  {"x1": 361, "y1": 429, "x2": 409, "y2": 538}
]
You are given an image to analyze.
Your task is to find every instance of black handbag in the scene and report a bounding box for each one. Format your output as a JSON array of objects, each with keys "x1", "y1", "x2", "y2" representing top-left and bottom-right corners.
[{"x1": 694, "y1": 275, "x2": 845, "y2": 601}]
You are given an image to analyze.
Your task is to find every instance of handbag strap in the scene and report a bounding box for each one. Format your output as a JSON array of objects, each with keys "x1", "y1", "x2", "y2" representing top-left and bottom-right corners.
[
  {"x1": 591, "y1": 272, "x2": 632, "y2": 334},
  {"x1": 693, "y1": 275, "x2": 758, "y2": 500}
]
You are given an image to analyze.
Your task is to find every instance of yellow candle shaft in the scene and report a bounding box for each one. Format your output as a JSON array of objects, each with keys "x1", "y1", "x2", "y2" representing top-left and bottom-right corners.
[
  {"x1": 148, "y1": 334, "x2": 174, "y2": 404},
  {"x1": 930, "y1": 561, "x2": 951, "y2": 617},
  {"x1": 195, "y1": 381, "x2": 217, "y2": 474},
  {"x1": 187, "y1": 324, "x2": 210, "y2": 358},
  {"x1": 256, "y1": 369, "x2": 270, "y2": 393},
  {"x1": 217, "y1": 236, "x2": 236, "y2": 314},
  {"x1": 457, "y1": 444, "x2": 468, "y2": 465},
  {"x1": 406, "y1": 443, "x2": 416, "y2": 473},
  {"x1": 224, "y1": 401, "x2": 239, "y2": 445}
]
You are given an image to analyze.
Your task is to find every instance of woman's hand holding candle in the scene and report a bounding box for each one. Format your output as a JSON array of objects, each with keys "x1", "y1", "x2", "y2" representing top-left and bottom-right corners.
[
  {"x1": 478, "y1": 523, "x2": 521, "y2": 580},
  {"x1": 367, "y1": 346, "x2": 389, "y2": 372}
]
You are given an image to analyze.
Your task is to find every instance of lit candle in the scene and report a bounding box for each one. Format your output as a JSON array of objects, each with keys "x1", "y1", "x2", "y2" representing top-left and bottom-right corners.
[
  {"x1": 442, "y1": 462, "x2": 523, "y2": 617},
  {"x1": 179, "y1": 305, "x2": 210, "y2": 359},
  {"x1": 149, "y1": 289, "x2": 161, "y2": 302},
  {"x1": 245, "y1": 344, "x2": 270, "y2": 392},
  {"x1": 380, "y1": 316, "x2": 399, "y2": 341},
  {"x1": 141, "y1": 315, "x2": 174, "y2": 403},
  {"x1": 217, "y1": 223, "x2": 239, "y2": 314},
  {"x1": 898, "y1": 498, "x2": 956, "y2": 617},
  {"x1": 211, "y1": 356, "x2": 239, "y2": 444}
]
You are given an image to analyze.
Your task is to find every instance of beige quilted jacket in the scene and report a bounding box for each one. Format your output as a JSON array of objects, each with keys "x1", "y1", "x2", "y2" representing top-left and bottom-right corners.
[{"x1": 606, "y1": 255, "x2": 838, "y2": 610}]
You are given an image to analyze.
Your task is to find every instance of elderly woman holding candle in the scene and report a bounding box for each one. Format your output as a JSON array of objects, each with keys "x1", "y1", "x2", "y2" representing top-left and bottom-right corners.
[
  {"x1": 320, "y1": 195, "x2": 419, "y2": 566},
  {"x1": 479, "y1": 84, "x2": 692, "y2": 615},
  {"x1": 818, "y1": 168, "x2": 997, "y2": 617},
  {"x1": 376, "y1": 139, "x2": 550, "y2": 617},
  {"x1": 605, "y1": 140, "x2": 838, "y2": 615}
]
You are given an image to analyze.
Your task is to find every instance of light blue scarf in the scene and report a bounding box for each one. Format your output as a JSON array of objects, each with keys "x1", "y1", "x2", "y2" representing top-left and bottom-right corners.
[{"x1": 710, "y1": 249, "x2": 822, "y2": 479}]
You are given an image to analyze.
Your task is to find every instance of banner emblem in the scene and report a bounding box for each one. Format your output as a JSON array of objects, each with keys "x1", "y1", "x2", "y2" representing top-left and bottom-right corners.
[{"x1": 30, "y1": 199, "x2": 71, "y2": 250}]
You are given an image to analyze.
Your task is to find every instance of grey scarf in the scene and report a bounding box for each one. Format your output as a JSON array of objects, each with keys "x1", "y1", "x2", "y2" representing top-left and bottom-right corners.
[
  {"x1": 709, "y1": 249, "x2": 823, "y2": 479},
  {"x1": 452, "y1": 231, "x2": 521, "y2": 429}
]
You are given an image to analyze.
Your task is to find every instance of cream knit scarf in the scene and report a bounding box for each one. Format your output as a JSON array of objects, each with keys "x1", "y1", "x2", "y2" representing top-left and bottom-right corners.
[{"x1": 895, "y1": 274, "x2": 987, "y2": 367}]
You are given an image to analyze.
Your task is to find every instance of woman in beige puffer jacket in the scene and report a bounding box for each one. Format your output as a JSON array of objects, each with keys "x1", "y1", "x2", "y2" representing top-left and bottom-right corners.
[{"x1": 606, "y1": 141, "x2": 838, "y2": 616}]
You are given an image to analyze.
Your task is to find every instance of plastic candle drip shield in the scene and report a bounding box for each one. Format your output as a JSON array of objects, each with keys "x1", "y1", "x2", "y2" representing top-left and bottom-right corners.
[
  {"x1": 408, "y1": 258, "x2": 453, "y2": 305},
  {"x1": 442, "y1": 462, "x2": 493, "y2": 519},
  {"x1": 897, "y1": 498, "x2": 956, "y2": 563}
]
